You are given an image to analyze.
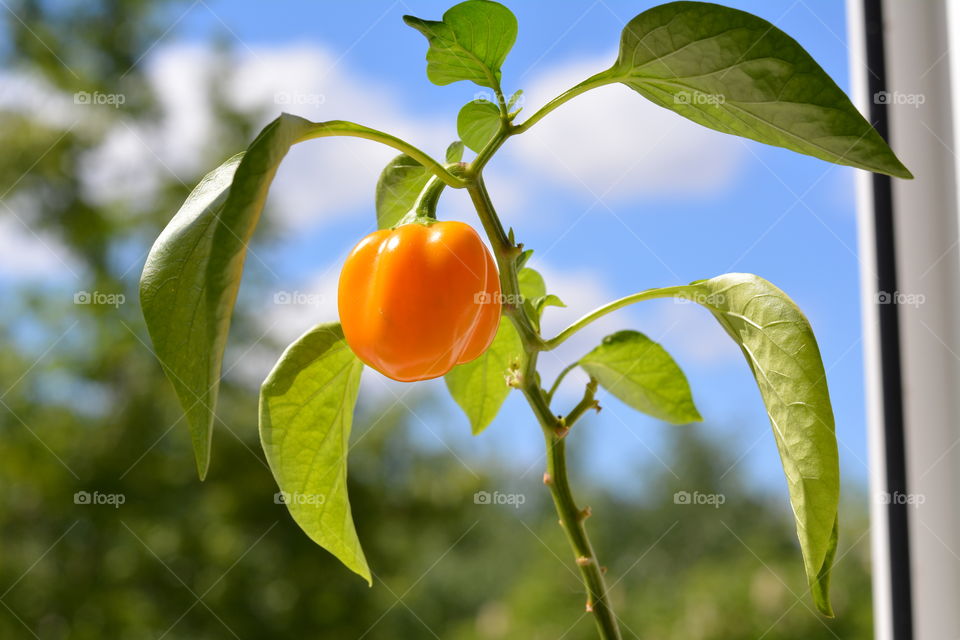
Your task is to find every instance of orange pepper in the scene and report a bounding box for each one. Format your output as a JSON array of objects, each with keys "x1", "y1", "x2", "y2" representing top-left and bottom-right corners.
[{"x1": 338, "y1": 220, "x2": 501, "y2": 381}]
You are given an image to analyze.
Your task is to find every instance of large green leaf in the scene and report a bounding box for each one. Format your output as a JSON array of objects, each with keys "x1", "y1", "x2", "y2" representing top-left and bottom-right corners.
[
  {"x1": 140, "y1": 115, "x2": 314, "y2": 479},
  {"x1": 580, "y1": 330, "x2": 701, "y2": 424},
  {"x1": 140, "y1": 154, "x2": 244, "y2": 480},
  {"x1": 445, "y1": 320, "x2": 523, "y2": 435},
  {"x1": 141, "y1": 114, "x2": 388, "y2": 478},
  {"x1": 602, "y1": 1, "x2": 910, "y2": 178},
  {"x1": 259, "y1": 323, "x2": 370, "y2": 583},
  {"x1": 671, "y1": 273, "x2": 839, "y2": 614},
  {"x1": 457, "y1": 99, "x2": 501, "y2": 152},
  {"x1": 404, "y1": 0, "x2": 517, "y2": 88}
]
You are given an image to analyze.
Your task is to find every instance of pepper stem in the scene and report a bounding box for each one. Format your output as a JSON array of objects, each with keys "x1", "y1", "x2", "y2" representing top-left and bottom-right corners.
[
  {"x1": 395, "y1": 163, "x2": 466, "y2": 227},
  {"x1": 413, "y1": 174, "x2": 446, "y2": 219}
]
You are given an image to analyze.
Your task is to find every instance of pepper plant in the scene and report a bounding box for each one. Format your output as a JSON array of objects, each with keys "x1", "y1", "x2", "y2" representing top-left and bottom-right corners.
[{"x1": 139, "y1": 2, "x2": 911, "y2": 637}]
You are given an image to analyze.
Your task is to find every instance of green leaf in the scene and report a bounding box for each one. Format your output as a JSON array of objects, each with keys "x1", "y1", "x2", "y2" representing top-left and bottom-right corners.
[
  {"x1": 139, "y1": 155, "x2": 242, "y2": 480},
  {"x1": 403, "y1": 0, "x2": 518, "y2": 89},
  {"x1": 535, "y1": 294, "x2": 566, "y2": 314},
  {"x1": 445, "y1": 320, "x2": 523, "y2": 434},
  {"x1": 517, "y1": 267, "x2": 546, "y2": 302},
  {"x1": 672, "y1": 273, "x2": 840, "y2": 615},
  {"x1": 259, "y1": 323, "x2": 370, "y2": 583},
  {"x1": 457, "y1": 99, "x2": 501, "y2": 152},
  {"x1": 506, "y1": 89, "x2": 523, "y2": 111},
  {"x1": 607, "y1": 1, "x2": 911, "y2": 178},
  {"x1": 140, "y1": 113, "x2": 337, "y2": 479},
  {"x1": 375, "y1": 153, "x2": 432, "y2": 230},
  {"x1": 580, "y1": 330, "x2": 700, "y2": 424},
  {"x1": 517, "y1": 267, "x2": 551, "y2": 331},
  {"x1": 516, "y1": 248, "x2": 534, "y2": 270},
  {"x1": 446, "y1": 140, "x2": 465, "y2": 163},
  {"x1": 516, "y1": 268, "x2": 566, "y2": 330}
]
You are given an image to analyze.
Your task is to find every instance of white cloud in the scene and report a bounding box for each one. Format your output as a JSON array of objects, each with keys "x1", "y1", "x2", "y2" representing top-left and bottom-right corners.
[
  {"x1": 262, "y1": 266, "x2": 341, "y2": 346},
  {"x1": 70, "y1": 41, "x2": 458, "y2": 231},
  {"x1": 508, "y1": 54, "x2": 747, "y2": 201},
  {"x1": 147, "y1": 43, "x2": 220, "y2": 176},
  {"x1": 642, "y1": 299, "x2": 740, "y2": 367},
  {"x1": 222, "y1": 43, "x2": 443, "y2": 229},
  {"x1": 0, "y1": 208, "x2": 78, "y2": 279},
  {"x1": 79, "y1": 122, "x2": 168, "y2": 211},
  {"x1": 0, "y1": 69, "x2": 80, "y2": 129},
  {"x1": 76, "y1": 44, "x2": 220, "y2": 212},
  {"x1": 186, "y1": 41, "x2": 528, "y2": 273}
]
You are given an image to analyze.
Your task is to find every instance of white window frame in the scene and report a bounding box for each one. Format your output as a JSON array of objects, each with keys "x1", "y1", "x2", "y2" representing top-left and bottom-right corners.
[{"x1": 847, "y1": 1, "x2": 960, "y2": 638}]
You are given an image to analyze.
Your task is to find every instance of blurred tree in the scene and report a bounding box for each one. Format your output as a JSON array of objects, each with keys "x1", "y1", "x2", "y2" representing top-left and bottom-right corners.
[{"x1": 0, "y1": 0, "x2": 871, "y2": 638}]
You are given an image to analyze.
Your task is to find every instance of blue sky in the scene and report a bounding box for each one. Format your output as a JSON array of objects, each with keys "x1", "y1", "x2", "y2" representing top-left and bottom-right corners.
[{"x1": 160, "y1": 0, "x2": 866, "y2": 496}]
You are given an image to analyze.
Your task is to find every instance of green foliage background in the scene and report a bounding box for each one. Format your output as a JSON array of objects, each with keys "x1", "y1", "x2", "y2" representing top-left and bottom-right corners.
[{"x1": 0, "y1": 1, "x2": 871, "y2": 637}]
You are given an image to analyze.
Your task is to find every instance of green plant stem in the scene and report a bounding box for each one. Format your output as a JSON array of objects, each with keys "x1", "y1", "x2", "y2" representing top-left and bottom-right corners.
[
  {"x1": 465, "y1": 176, "x2": 542, "y2": 349},
  {"x1": 564, "y1": 377, "x2": 599, "y2": 427},
  {"x1": 511, "y1": 71, "x2": 617, "y2": 135},
  {"x1": 542, "y1": 426, "x2": 622, "y2": 640},
  {"x1": 467, "y1": 131, "x2": 510, "y2": 178},
  {"x1": 545, "y1": 285, "x2": 690, "y2": 350},
  {"x1": 466, "y1": 173, "x2": 622, "y2": 640},
  {"x1": 303, "y1": 120, "x2": 466, "y2": 188}
]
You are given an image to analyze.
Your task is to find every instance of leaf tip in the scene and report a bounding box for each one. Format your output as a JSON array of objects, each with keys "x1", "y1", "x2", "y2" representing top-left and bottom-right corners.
[
  {"x1": 446, "y1": 140, "x2": 465, "y2": 163},
  {"x1": 349, "y1": 551, "x2": 373, "y2": 586},
  {"x1": 470, "y1": 420, "x2": 489, "y2": 436},
  {"x1": 871, "y1": 152, "x2": 913, "y2": 179},
  {"x1": 812, "y1": 586, "x2": 835, "y2": 618},
  {"x1": 809, "y1": 517, "x2": 839, "y2": 617},
  {"x1": 880, "y1": 148, "x2": 913, "y2": 179},
  {"x1": 402, "y1": 14, "x2": 430, "y2": 33},
  {"x1": 893, "y1": 165, "x2": 915, "y2": 180},
  {"x1": 194, "y1": 451, "x2": 210, "y2": 481}
]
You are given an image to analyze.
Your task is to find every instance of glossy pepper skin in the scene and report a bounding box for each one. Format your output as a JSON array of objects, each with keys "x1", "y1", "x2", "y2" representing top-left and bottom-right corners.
[{"x1": 338, "y1": 220, "x2": 502, "y2": 382}]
